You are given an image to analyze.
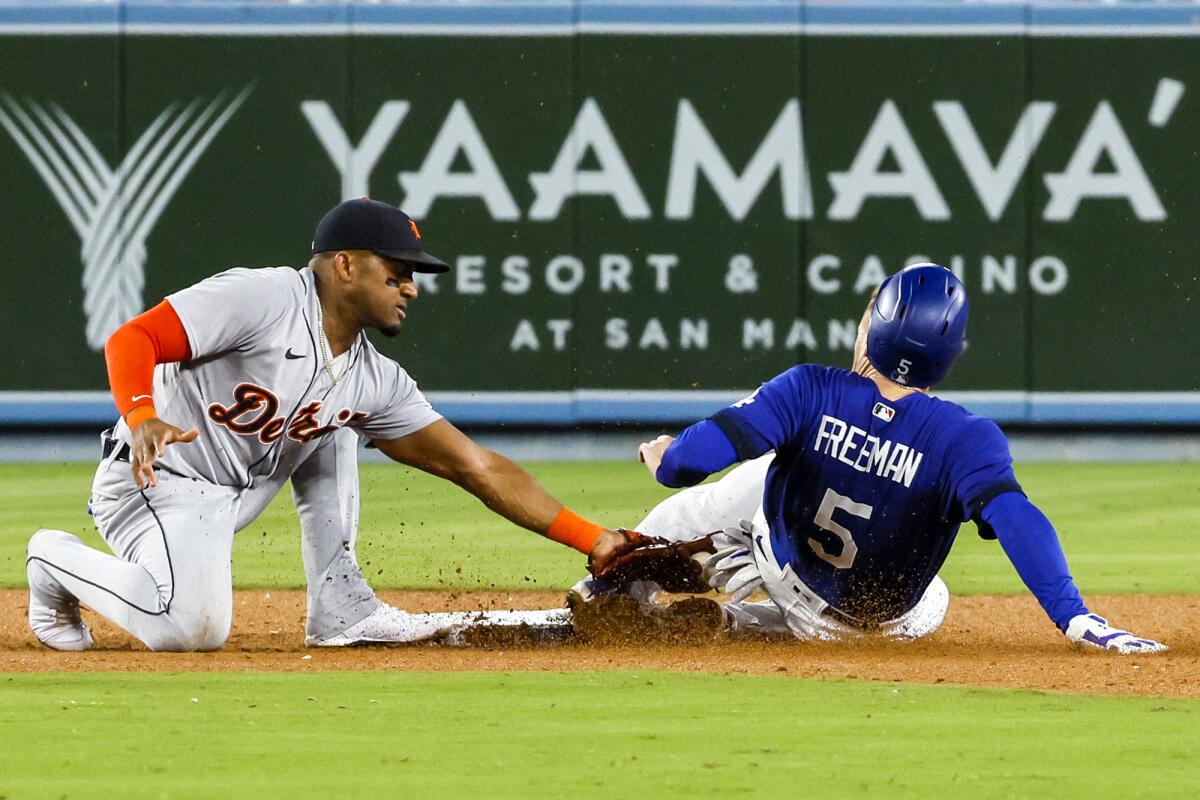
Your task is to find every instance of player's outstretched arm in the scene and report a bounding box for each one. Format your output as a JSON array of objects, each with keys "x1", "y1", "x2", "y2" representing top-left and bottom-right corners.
[
  {"x1": 637, "y1": 434, "x2": 675, "y2": 478},
  {"x1": 981, "y1": 492, "x2": 1167, "y2": 654},
  {"x1": 640, "y1": 419, "x2": 745, "y2": 488},
  {"x1": 642, "y1": 371, "x2": 795, "y2": 487},
  {"x1": 372, "y1": 419, "x2": 628, "y2": 569}
]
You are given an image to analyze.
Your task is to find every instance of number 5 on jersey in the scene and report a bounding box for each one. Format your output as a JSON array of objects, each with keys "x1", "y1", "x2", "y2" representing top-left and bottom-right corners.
[{"x1": 810, "y1": 487, "x2": 873, "y2": 569}]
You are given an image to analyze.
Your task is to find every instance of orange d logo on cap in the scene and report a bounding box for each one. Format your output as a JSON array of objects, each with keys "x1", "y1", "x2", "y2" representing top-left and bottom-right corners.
[{"x1": 311, "y1": 198, "x2": 449, "y2": 274}]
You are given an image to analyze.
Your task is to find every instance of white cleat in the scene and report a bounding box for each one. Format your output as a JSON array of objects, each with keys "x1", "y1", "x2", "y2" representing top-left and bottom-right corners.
[
  {"x1": 305, "y1": 604, "x2": 450, "y2": 647},
  {"x1": 27, "y1": 558, "x2": 93, "y2": 652}
]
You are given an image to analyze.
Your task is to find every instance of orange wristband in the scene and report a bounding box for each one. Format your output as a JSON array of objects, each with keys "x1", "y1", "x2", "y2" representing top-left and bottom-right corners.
[
  {"x1": 546, "y1": 507, "x2": 605, "y2": 555},
  {"x1": 125, "y1": 404, "x2": 157, "y2": 431}
]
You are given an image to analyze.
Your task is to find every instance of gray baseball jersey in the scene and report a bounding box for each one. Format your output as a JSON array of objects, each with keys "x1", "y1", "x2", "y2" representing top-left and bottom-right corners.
[
  {"x1": 27, "y1": 265, "x2": 441, "y2": 653},
  {"x1": 115, "y1": 265, "x2": 441, "y2": 488}
]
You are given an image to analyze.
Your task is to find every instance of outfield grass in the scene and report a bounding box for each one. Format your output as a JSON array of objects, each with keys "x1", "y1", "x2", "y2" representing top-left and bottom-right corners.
[
  {"x1": 0, "y1": 671, "x2": 1194, "y2": 799},
  {"x1": 1, "y1": 461, "x2": 1198, "y2": 594}
]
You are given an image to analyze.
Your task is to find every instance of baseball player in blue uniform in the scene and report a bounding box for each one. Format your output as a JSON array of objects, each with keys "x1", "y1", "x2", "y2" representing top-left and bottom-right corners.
[{"x1": 588, "y1": 264, "x2": 1165, "y2": 653}]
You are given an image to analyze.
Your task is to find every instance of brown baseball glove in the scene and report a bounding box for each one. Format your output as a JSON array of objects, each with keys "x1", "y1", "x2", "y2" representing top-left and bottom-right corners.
[{"x1": 588, "y1": 529, "x2": 718, "y2": 594}]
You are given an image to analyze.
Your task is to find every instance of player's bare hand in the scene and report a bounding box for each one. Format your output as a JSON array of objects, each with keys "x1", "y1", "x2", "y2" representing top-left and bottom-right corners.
[
  {"x1": 130, "y1": 418, "x2": 199, "y2": 489},
  {"x1": 637, "y1": 435, "x2": 675, "y2": 478}
]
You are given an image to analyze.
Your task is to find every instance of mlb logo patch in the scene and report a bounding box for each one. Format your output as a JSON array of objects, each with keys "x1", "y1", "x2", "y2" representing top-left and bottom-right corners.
[{"x1": 872, "y1": 402, "x2": 895, "y2": 423}]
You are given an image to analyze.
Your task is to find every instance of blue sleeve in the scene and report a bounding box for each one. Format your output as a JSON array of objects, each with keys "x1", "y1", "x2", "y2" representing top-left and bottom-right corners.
[
  {"x1": 707, "y1": 366, "x2": 816, "y2": 460},
  {"x1": 946, "y1": 417, "x2": 1024, "y2": 536},
  {"x1": 982, "y1": 492, "x2": 1089, "y2": 631},
  {"x1": 654, "y1": 419, "x2": 739, "y2": 488}
]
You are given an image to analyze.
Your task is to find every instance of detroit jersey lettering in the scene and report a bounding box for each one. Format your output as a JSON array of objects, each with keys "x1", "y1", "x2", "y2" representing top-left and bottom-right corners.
[
  {"x1": 113, "y1": 266, "x2": 441, "y2": 489},
  {"x1": 713, "y1": 364, "x2": 1018, "y2": 623}
]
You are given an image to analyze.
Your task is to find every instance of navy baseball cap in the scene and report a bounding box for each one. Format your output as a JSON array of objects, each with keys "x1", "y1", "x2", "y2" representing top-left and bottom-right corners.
[{"x1": 311, "y1": 198, "x2": 449, "y2": 274}]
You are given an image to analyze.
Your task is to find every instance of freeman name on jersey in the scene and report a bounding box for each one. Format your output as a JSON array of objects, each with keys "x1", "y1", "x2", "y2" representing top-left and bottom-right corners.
[{"x1": 812, "y1": 414, "x2": 924, "y2": 488}]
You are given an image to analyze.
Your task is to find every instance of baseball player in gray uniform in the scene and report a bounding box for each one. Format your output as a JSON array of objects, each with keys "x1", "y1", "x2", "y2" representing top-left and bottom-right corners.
[{"x1": 26, "y1": 199, "x2": 624, "y2": 652}]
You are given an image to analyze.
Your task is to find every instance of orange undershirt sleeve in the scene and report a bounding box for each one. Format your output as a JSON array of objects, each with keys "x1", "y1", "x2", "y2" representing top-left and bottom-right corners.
[
  {"x1": 546, "y1": 507, "x2": 605, "y2": 555},
  {"x1": 104, "y1": 300, "x2": 192, "y2": 430}
]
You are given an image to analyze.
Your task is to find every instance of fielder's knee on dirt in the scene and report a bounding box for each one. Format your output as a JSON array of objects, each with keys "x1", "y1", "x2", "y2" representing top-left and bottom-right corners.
[{"x1": 142, "y1": 603, "x2": 232, "y2": 652}]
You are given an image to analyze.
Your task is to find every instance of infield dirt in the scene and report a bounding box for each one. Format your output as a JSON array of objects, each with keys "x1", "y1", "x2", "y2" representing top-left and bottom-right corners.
[{"x1": 2, "y1": 589, "x2": 1196, "y2": 698}]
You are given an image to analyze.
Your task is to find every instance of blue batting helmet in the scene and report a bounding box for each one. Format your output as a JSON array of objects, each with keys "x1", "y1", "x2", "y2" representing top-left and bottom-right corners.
[{"x1": 866, "y1": 263, "x2": 968, "y2": 388}]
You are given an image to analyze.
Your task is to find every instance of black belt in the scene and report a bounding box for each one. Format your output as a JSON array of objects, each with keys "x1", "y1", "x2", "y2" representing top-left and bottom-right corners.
[{"x1": 101, "y1": 434, "x2": 131, "y2": 463}]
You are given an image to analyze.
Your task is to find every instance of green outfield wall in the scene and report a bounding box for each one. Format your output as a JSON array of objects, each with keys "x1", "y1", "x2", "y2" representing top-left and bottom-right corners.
[{"x1": 0, "y1": 3, "x2": 1196, "y2": 425}]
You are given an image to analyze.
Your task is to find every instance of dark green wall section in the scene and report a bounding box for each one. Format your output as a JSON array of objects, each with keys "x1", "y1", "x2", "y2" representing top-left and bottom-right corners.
[{"x1": 0, "y1": 32, "x2": 1195, "y2": 393}]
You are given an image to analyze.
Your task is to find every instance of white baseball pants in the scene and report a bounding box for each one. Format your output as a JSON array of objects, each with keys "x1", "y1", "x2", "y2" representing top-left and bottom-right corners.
[
  {"x1": 28, "y1": 458, "x2": 240, "y2": 651},
  {"x1": 634, "y1": 455, "x2": 949, "y2": 642},
  {"x1": 27, "y1": 428, "x2": 381, "y2": 651}
]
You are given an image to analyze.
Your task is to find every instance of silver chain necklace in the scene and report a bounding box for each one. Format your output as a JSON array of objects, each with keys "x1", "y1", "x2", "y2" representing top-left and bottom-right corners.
[{"x1": 315, "y1": 300, "x2": 343, "y2": 385}]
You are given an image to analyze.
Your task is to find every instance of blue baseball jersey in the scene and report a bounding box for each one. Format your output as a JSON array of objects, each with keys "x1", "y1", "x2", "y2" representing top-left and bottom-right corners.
[{"x1": 711, "y1": 364, "x2": 1021, "y2": 623}]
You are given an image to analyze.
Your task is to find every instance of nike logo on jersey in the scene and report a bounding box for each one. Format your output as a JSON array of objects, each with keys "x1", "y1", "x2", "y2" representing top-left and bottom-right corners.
[
  {"x1": 285, "y1": 348, "x2": 304, "y2": 360},
  {"x1": 130, "y1": 394, "x2": 152, "y2": 402}
]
